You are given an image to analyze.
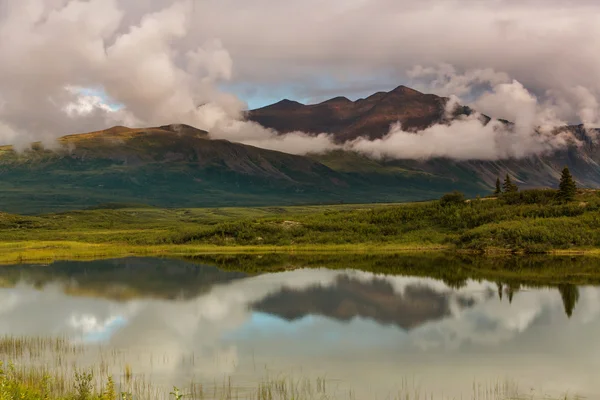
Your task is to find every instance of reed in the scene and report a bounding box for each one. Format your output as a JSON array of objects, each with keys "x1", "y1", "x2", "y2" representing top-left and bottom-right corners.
[{"x1": 0, "y1": 336, "x2": 584, "y2": 400}]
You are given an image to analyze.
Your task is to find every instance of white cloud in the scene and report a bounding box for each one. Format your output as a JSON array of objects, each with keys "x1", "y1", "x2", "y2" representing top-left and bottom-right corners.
[{"x1": 0, "y1": 0, "x2": 598, "y2": 161}]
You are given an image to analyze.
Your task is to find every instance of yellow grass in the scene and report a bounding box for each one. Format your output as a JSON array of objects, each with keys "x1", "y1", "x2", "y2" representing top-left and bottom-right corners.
[{"x1": 0, "y1": 241, "x2": 451, "y2": 265}]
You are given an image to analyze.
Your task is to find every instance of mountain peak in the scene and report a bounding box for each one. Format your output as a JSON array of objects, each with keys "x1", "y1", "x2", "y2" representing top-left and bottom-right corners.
[
  {"x1": 319, "y1": 96, "x2": 352, "y2": 105},
  {"x1": 158, "y1": 124, "x2": 208, "y2": 137},
  {"x1": 389, "y1": 85, "x2": 423, "y2": 96},
  {"x1": 274, "y1": 99, "x2": 304, "y2": 108}
]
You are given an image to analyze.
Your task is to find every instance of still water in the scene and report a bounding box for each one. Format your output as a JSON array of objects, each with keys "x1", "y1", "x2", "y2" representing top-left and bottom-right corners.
[{"x1": 0, "y1": 256, "x2": 597, "y2": 399}]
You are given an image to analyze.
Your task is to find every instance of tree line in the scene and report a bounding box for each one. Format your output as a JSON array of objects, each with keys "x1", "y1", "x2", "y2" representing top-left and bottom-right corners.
[{"x1": 492, "y1": 166, "x2": 577, "y2": 202}]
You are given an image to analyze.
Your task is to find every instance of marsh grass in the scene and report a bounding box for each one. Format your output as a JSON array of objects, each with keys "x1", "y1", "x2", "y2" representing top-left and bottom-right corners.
[
  {"x1": 0, "y1": 337, "x2": 83, "y2": 360},
  {"x1": 0, "y1": 336, "x2": 584, "y2": 400}
]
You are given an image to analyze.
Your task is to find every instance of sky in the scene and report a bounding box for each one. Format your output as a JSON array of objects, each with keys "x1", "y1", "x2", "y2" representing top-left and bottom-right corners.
[{"x1": 0, "y1": 0, "x2": 599, "y2": 159}]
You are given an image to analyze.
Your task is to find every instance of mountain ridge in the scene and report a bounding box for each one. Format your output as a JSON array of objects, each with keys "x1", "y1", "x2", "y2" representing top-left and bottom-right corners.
[{"x1": 247, "y1": 85, "x2": 452, "y2": 141}]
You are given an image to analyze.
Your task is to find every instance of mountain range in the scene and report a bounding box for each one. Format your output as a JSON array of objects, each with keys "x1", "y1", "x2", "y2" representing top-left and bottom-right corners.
[
  {"x1": 0, "y1": 85, "x2": 599, "y2": 214},
  {"x1": 248, "y1": 85, "x2": 456, "y2": 141}
]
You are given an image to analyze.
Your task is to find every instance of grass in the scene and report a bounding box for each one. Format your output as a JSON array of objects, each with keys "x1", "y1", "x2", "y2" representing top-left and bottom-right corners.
[
  {"x1": 0, "y1": 336, "x2": 582, "y2": 400},
  {"x1": 0, "y1": 241, "x2": 449, "y2": 264},
  {"x1": 0, "y1": 189, "x2": 600, "y2": 260}
]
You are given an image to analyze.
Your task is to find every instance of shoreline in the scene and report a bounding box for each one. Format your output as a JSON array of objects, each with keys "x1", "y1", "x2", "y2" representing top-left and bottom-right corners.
[{"x1": 1, "y1": 240, "x2": 599, "y2": 265}]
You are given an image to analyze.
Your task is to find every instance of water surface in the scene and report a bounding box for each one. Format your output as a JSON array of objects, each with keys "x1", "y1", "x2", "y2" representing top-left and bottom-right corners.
[{"x1": 0, "y1": 256, "x2": 598, "y2": 399}]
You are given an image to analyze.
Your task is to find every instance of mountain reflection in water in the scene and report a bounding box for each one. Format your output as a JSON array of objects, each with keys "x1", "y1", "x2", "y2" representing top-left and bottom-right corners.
[{"x1": 0, "y1": 255, "x2": 598, "y2": 399}]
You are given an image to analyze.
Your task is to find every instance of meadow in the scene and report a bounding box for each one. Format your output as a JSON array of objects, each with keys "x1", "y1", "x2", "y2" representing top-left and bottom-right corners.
[{"x1": 0, "y1": 189, "x2": 600, "y2": 263}]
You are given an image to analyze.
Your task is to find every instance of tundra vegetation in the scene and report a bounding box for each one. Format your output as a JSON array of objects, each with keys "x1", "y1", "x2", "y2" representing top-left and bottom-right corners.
[{"x1": 0, "y1": 185, "x2": 599, "y2": 263}]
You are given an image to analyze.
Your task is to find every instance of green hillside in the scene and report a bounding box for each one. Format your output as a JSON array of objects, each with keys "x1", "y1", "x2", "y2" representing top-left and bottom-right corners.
[{"x1": 0, "y1": 125, "x2": 487, "y2": 214}]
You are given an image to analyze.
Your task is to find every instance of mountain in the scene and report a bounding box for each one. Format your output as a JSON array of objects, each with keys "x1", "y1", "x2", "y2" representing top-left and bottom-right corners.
[
  {"x1": 0, "y1": 123, "x2": 481, "y2": 214},
  {"x1": 1, "y1": 86, "x2": 599, "y2": 214},
  {"x1": 248, "y1": 87, "x2": 600, "y2": 190},
  {"x1": 247, "y1": 85, "x2": 453, "y2": 142}
]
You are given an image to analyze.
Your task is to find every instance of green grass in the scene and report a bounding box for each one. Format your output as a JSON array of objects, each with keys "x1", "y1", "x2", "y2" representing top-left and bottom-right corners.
[{"x1": 0, "y1": 189, "x2": 600, "y2": 262}]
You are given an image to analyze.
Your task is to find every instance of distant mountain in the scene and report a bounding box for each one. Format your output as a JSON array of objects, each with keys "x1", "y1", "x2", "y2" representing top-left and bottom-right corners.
[
  {"x1": 311, "y1": 124, "x2": 600, "y2": 191},
  {"x1": 247, "y1": 85, "x2": 453, "y2": 141},
  {"x1": 249, "y1": 86, "x2": 600, "y2": 190}
]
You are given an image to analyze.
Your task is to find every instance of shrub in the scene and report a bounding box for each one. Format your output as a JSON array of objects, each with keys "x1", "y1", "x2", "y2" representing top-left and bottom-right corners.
[
  {"x1": 439, "y1": 191, "x2": 466, "y2": 207},
  {"x1": 501, "y1": 189, "x2": 558, "y2": 205}
]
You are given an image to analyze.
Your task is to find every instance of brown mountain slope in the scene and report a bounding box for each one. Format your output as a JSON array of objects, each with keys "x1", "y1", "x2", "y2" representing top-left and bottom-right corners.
[{"x1": 247, "y1": 85, "x2": 450, "y2": 141}]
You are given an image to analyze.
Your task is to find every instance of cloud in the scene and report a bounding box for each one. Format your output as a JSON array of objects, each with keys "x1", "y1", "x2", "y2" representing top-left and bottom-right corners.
[
  {"x1": 407, "y1": 64, "x2": 512, "y2": 99},
  {"x1": 0, "y1": 0, "x2": 339, "y2": 155},
  {"x1": 0, "y1": 0, "x2": 598, "y2": 161},
  {"x1": 209, "y1": 119, "x2": 341, "y2": 155},
  {"x1": 347, "y1": 75, "x2": 578, "y2": 161}
]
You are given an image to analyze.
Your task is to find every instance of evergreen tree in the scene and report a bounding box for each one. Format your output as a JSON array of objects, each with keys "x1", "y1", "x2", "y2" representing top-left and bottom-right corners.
[
  {"x1": 502, "y1": 174, "x2": 518, "y2": 193},
  {"x1": 557, "y1": 166, "x2": 577, "y2": 202},
  {"x1": 494, "y1": 177, "x2": 502, "y2": 195}
]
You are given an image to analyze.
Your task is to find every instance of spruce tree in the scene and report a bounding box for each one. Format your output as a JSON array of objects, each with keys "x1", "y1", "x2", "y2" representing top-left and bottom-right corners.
[
  {"x1": 494, "y1": 177, "x2": 502, "y2": 195},
  {"x1": 502, "y1": 174, "x2": 518, "y2": 193},
  {"x1": 557, "y1": 166, "x2": 577, "y2": 202}
]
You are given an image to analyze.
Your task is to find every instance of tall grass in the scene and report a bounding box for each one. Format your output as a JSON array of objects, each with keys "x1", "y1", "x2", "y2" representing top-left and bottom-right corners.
[{"x1": 0, "y1": 336, "x2": 584, "y2": 400}]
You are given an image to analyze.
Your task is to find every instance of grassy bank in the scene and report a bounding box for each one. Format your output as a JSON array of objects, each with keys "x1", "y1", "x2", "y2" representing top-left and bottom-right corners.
[
  {"x1": 1, "y1": 189, "x2": 600, "y2": 260},
  {"x1": 0, "y1": 241, "x2": 449, "y2": 264}
]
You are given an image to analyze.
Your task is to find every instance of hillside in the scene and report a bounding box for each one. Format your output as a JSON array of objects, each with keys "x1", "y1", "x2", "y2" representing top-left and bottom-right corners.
[{"x1": 0, "y1": 124, "x2": 483, "y2": 214}]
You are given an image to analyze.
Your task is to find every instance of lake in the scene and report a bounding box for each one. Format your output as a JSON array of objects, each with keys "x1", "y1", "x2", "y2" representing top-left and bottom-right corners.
[{"x1": 0, "y1": 255, "x2": 597, "y2": 399}]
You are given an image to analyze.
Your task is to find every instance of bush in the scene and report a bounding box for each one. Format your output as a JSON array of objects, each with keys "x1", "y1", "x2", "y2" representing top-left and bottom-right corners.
[
  {"x1": 439, "y1": 191, "x2": 466, "y2": 207},
  {"x1": 501, "y1": 189, "x2": 558, "y2": 205}
]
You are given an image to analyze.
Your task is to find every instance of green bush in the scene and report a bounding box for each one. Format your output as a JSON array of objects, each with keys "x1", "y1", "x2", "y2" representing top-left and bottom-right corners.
[
  {"x1": 501, "y1": 189, "x2": 558, "y2": 205},
  {"x1": 439, "y1": 191, "x2": 466, "y2": 207}
]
